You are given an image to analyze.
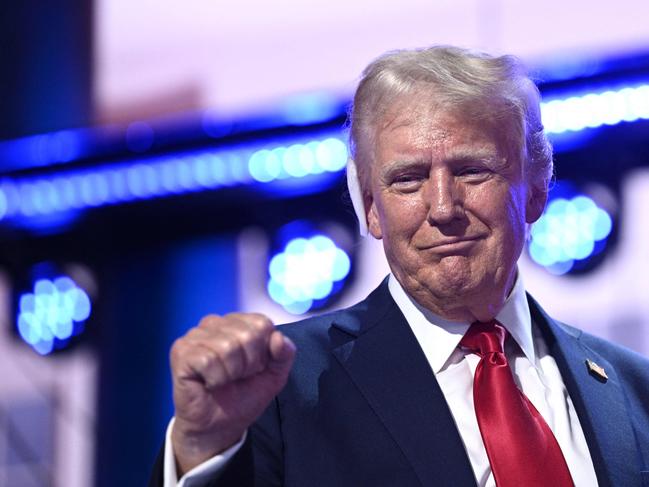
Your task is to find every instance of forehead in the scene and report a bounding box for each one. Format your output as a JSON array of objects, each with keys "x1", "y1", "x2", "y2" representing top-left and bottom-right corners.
[{"x1": 376, "y1": 95, "x2": 504, "y2": 156}]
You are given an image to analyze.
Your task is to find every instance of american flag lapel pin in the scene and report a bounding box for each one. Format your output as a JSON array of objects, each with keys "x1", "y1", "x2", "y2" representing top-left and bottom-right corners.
[{"x1": 585, "y1": 359, "x2": 608, "y2": 382}]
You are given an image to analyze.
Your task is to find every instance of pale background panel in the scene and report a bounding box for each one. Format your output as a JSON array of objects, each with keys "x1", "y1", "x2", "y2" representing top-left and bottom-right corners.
[{"x1": 95, "y1": 0, "x2": 649, "y2": 121}]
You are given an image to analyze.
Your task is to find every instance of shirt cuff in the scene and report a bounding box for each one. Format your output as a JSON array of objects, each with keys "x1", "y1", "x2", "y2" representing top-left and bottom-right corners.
[{"x1": 163, "y1": 417, "x2": 247, "y2": 487}]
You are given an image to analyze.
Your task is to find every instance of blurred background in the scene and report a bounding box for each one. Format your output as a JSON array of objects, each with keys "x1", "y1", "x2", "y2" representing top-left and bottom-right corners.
[{"x1": 1, "y1": 0, "x2": 648, "y2": 485}]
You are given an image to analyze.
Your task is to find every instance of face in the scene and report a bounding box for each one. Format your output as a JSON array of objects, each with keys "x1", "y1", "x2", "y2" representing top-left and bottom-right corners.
[{"x1": 366, "y1": 97, "x2": 546, "y2": 322}]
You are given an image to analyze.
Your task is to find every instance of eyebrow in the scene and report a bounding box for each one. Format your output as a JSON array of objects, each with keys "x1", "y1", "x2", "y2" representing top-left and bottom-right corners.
[
  {"x1": 382, "y1": 150, "x2": 503, "y2": 170},
  {"x1": 445, "y1": 146, "x2": 501, "y2": 162},
  {"x1": 452, "y1": 154, "x2": 505, "y2": 166},
  {"x1": 380, "y1": 159, "x2": 429, "y2": 176}
]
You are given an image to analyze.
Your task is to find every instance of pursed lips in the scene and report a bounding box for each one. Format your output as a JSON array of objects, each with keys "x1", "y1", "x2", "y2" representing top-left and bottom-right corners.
[{"x1": 417, "y1": 236, "x2": 485, "y2": 251}]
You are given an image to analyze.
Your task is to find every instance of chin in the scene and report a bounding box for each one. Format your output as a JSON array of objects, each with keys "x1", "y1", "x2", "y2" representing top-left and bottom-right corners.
[{"x1": 418, "y1": 263, "x2": 491, "y2": 302}]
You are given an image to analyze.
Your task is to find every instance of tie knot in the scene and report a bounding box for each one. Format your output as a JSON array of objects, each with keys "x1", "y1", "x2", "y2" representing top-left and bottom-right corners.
[{"x1": 460, "y1": 320, "x2": 506, "y2": 356}]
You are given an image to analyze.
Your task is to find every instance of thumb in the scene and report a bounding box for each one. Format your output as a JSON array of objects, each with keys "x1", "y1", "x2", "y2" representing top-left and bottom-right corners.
[{"x1": 267, "y1": 331, "x2": 296, "y2": 376}]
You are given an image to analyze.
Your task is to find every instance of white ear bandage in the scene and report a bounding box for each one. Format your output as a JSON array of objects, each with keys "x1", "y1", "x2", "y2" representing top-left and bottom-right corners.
[{"x1": 346, "y1": 158, "x2": 369, "y2": 237}]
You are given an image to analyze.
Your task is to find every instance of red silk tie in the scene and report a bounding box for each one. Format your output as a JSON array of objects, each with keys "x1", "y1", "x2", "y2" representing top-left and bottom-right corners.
[{"x1": 460, "y1": 321, "x2": 574, "y2": 487}]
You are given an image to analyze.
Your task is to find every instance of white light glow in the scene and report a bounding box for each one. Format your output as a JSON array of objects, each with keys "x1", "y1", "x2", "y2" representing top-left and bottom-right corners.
[
  {"x1": 267, "y1": 235, "x2": 351, "y2": 314},
  {"x1": 529, "y1": 195, "x2": 613, "y2": 273},
  {"x1": 17, "y1": 276, "x2": 92, "y2": 355},
  {"x1": 542, "y1": 84, "x2": 649, "y2": 134}
]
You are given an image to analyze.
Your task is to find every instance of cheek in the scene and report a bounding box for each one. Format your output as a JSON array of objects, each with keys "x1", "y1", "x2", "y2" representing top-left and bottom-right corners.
[
  {"x1": 467, "y1": 184, "x2": 527, "y2": 249},
  {"x1": 494, "y1": 188, "x2": 529, "y2": 255},
  {"x1": 473, "y1": 181, "x2": 526, "y2": 221},
  {"x1": 383, "y1": 196, "x2": 427, "y2": 233},
  {"x1": 374, "y1": 195, "x2": 426, "y2": 252}
]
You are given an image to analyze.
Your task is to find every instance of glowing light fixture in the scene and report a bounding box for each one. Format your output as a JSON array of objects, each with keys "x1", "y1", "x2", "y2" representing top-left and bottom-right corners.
[
  {"x1": 0, "y1": 129, "x2": 88, "y2": 170},
  {"x1": 541, "y1": 84, "x2": 649, "y2": 134},
  {"x1": 528, "y1": 195, "x2": 613, "y2": 275},
  {"x1": 0, "y1": 134, "x2": 348, "y2": 223},
  {"x1": 248, "y1": 138, "x2": 347, "y2": 183},
  {"x1": 267, "y1": 235, "x2": 351, "y2": 314},
  {"x1": 16, "y1": 276, "x2": 92, "y2": 355},
  {"x1": 279, "y1": 93, "x2": 342, "y2": 125}
]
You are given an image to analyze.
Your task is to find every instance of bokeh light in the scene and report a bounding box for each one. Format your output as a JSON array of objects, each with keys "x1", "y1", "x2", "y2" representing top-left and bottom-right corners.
[
  {"x1": 16, "y1": 276, "x2": 92, "y2": 355},
  {"x1": 248, "y1": 137, "x2": 347, "y2": 183},
  {"x1": 0, "y1": 134, "x2": 347, "y2": 223},
  {"x1": 268, "y1": 235, "x2": 351, "y2": 314},
  {"x1": 541, "y1": 84, "x2": 649, "y2": 134},
  {"x1": 528, "y1": 195, "x2": 613, "y2": 275}
]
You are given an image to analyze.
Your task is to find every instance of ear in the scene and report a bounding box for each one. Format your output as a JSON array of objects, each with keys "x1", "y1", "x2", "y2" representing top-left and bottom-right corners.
[
  {"x1": 367, "y1": 194, "x2": 383, "y2": 239},
  {"x1": 525, "y1": 183, "x2": 548, "y2": 224},
  {"x1": 346, "y1": 158, "x2": 369, "y2": 236}
]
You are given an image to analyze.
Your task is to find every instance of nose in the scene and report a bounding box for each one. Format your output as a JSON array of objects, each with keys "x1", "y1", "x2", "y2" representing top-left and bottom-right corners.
[{"x1": 425, "y1": 169, "x2": 463, "y2": 225}]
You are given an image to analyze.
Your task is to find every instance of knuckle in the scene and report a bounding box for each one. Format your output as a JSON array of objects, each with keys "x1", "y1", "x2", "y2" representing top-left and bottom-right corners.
[
  {"x1": 223, "y1": 312, "x2": 273, "y2": 335},
  {"x1": 248, "y1": 313, "x2": 274, "y2": 332},
  {"x1": 216, "y1": 337, "x2": 238, "y2": 357},
  {"x1": 185, "y1": 327, "x2": 205, "y2": 341},
  {"x1": 197, "y1": 314, "x2": 222, "y2": 329},
  {"x1": 170, "y1": 338, "x2": 187, "y2": 364},
  {"x1": 197, "y1": 349, "x2": 217, "y2": 371},
  {"x1": 237, "y1": 328, "x2": 255, "y2": 344},
  {"x1": 223, "y1": 312, "x2": 242, "y2": 321}
]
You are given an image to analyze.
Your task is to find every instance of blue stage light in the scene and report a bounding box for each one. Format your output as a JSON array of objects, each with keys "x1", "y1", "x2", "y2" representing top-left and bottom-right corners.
[
  {"x1": 174, "y1": 160, "x2": 194, "y2": 190},
  {"x1": 267, "y1": 234, "x2": 351, "y2": 314},
  {"x1": 0, "y1": 132, "x2": 347, "y2": 225},
  {"x1": 279, "y1": 93, "x2": 341, "y2": 125},
  {"x1": 315, "y1": 138, "x2": 348, "y2": 172},
  {"x1": 127, "y1": 163, "x2": 161, "y2": 198},
  {"x1": 248, "y1": 137, "x2": 348, "y2": 185},
  {"x1": 192, "y1": 155, "x2": 217, "y2": 188},
  {"x1": 16, "y1": 275, "x2": 92, "y2": 355},
  {"x1": 226, "y1": 154, "x2": 252, "y2": 184},
  {"x1": 283, "y1": 144, "x2": 308, "y2": 178},
  {"x1": 249, "y1": 149, "x2": 281, "y2": 183},
  {"x1": 0, "y1": 130, "x2": 86, "y2": 171},
  {"x1": 0, "y1": 183, "x2": 17, "y2": 216},
  {"x1": 528, "y1": 195, "x2": 613, "y2": 274},
  {"x1": 207, "y1": 155, "x2": 230, "y2": 185},
  {"x1": 542, "y1": 84, "x2": 649, "y2": 134},
  {"x1": 0, "y1": 189, "x2": 6, "y2": 219},
  {"x1": 53, "y1": 177, "x2": 75, "y2": 211}
]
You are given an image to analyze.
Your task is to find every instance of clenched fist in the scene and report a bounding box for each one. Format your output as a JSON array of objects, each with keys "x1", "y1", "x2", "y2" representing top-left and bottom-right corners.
[{"x1": 169, "y1": 312, "x2": 296, "y2": 474}]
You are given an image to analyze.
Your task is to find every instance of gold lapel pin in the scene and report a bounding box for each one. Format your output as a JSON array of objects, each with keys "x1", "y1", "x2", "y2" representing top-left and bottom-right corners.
[{"x1": 585, "y1": 359, "x2": 608, "y2": 382}]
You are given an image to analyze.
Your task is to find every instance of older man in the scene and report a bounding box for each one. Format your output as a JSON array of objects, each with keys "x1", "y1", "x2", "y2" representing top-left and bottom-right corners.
[{"x1": 151, "y1": 46, "x2": 649, "y2": 486}]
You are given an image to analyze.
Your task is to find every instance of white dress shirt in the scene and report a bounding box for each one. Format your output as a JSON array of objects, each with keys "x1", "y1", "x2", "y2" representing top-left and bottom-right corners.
[{"x1": 165, "y1": 272, "x2": 598, "y2": 486}]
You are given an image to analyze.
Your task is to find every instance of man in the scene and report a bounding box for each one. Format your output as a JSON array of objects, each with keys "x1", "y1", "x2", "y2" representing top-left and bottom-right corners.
[{"x1": 151, "y1": 46, "x2": 649, "y2": 486}]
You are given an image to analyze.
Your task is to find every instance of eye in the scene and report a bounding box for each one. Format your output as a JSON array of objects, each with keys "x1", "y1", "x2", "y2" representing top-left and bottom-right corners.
[
  {"x1": 459, "y1": 166, "x2": 484, "y2": 175},
  {"x1": 390, "y1": 172, "x2": 426, "y2": 191},
  {"x1": 457, "y1": 165, "x2": 492, "y2": 180},
  {"x1": 393, "y1": 173, "x2": 423, "y2": 183}
]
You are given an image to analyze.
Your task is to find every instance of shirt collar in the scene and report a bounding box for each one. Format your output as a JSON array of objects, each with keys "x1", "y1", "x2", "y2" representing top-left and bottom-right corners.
[{"x1": 387, "y1": 270, "x2": 535, "y2": 373}]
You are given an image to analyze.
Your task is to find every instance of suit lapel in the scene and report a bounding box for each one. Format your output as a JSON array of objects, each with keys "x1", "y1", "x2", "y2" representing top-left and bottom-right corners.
[
  {"x1": 331, "y1": 281, "x2": 477, "y2": 487},
  {"x1": 530, "y1": 297, "x2": 642, "y2": 487}
]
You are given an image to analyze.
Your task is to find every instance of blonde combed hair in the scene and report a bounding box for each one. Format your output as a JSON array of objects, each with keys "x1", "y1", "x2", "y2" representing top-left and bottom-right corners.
[{"x1": 347, "y1": 45, "x2": 552, "y2": 196}]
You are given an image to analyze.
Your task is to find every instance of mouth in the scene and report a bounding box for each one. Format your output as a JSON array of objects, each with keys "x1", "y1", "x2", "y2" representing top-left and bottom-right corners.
[{"x1": 418, "y1": 236, "x2": 484, "y2": 253}]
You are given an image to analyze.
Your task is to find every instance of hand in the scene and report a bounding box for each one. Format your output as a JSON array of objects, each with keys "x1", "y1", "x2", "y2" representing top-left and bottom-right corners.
[{"x1": 169, "y1": 313, "x2": 296, "y2": 474}]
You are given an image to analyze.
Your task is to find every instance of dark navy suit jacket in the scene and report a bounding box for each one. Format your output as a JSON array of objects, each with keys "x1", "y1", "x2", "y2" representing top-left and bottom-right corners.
[{"x1": 151, "y1": 279, "x2": 649, "y2": 486}]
